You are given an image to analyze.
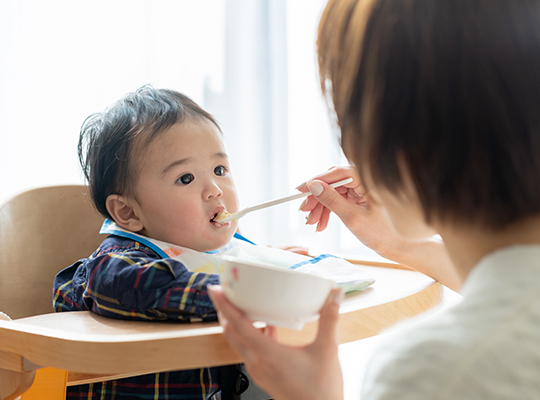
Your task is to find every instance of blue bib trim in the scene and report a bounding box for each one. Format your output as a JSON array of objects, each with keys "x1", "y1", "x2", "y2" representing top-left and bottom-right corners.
[
  {"x1": 99, "y1": 219, "x2": 170, "y2": 259},
  {"x1": 289, "y1": 254, "x2": 339, "y2": 270},
  {"x1": 99, "y1": 219, "x2": 255, "y2": 259},
  {"x1": 233, "y1": 232, "x2": 256, "y2": 246}
]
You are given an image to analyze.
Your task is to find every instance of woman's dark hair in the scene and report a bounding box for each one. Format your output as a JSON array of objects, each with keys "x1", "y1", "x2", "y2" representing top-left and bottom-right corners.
[
  {"x1": 78, "y1": 85, "x2": 221, "y2": 220},
  {"x1": 318, "y1": 0, "x2": 540, "y2": 229}
]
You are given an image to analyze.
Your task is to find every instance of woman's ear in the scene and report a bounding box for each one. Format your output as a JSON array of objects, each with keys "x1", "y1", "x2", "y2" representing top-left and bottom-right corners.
[{"x1": 106, "y1": 194, "x2": 144, "y2": 232}]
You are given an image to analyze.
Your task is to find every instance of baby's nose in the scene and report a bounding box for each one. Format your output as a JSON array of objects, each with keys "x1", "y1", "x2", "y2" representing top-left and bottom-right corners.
[{"x1": 204, "y1": 182, "x2": 223, "y2": 199}]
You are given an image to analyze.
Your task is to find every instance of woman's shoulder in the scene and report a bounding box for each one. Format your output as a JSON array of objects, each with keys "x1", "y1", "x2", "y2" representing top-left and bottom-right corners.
[
  {"x1": 361, "y1": 309, "x2": 466, "y2": 397},
  {"x1": 362, "y1": 293, "x2": 540, "y2": 399}
]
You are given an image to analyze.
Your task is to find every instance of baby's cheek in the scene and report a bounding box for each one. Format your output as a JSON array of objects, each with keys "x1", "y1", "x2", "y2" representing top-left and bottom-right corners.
[
  {"x1": 178, "y1": 201, "x2": 205, "y2": 221},
  {"x1": 225, "y1": 186, "x2": 240, "y2": 211},
  {"x1": 173, "y1": 210, "x2": 203, "y2": 236}
]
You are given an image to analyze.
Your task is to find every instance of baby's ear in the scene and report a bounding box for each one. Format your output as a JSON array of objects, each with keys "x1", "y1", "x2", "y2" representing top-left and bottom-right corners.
[{"x1": 106, "y1": 194, "x2": 144, "y2": 232}]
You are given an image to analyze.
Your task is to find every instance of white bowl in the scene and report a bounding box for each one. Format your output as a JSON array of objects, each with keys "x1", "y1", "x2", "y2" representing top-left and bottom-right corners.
[{"x1": 219, "y1": 256, "x2": 336, "y2": 330}]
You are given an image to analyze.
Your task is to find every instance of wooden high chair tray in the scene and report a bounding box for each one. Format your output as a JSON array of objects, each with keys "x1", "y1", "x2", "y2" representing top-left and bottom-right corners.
[{"x1": 0, "y1": 263, "x2": 441, "y2": 385}]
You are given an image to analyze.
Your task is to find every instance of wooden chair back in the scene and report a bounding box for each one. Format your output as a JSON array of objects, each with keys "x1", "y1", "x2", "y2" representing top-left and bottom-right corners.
[{"x1": 0, "y1": 185, "x2": 104, "y2": 319}]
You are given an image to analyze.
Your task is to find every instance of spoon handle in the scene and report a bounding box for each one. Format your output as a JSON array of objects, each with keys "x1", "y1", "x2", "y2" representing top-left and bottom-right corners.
[{"x1": 223, "y1": 177, "x2": 353, "y2": 222}]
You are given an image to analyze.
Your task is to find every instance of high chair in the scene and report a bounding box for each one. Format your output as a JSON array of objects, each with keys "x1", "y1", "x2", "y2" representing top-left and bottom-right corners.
[
  {"x1": 0, "y1": 185, "x2": 267, "y2": 400},
  {"x1": 0, "y1": 185, "x2": 442, "y2": 400}
]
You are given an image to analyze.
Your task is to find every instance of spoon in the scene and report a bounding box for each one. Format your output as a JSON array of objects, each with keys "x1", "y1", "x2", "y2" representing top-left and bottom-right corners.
[{"x1": 213, "y1": 177, "x2": 353, "y2": 224}]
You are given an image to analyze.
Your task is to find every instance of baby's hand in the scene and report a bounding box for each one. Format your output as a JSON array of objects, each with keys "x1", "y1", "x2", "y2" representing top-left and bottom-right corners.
[{"x1": 279, "y1": 245, "x2": 309, "y2": 256}]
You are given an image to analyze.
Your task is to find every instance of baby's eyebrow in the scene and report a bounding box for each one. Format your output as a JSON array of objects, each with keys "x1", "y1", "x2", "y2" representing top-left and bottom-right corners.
[
  {"x1": 162, "y1": 153, "x2": 229, "y2": 175},
  {"x1": 162, "y1": 157, "x2": 191, "y2": 175}
]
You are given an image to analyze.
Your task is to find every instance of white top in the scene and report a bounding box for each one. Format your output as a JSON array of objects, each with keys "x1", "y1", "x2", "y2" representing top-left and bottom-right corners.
[{"x1": 361, "y1": 245, "x2": 540, "y2": 399}]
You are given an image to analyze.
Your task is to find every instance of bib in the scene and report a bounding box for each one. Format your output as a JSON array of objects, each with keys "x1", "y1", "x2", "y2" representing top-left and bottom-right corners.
[{"x1": 100, "y1": 219, "x2": 375, "y2": 293}]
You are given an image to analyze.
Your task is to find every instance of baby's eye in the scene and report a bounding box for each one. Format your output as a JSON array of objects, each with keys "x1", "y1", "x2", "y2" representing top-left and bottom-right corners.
[
  {"x1": 177, "y1": 173, "x2": 194, "y2": 185},
  {"x1": 214, "y1": 165, "x2": 227, "y2": 176}
]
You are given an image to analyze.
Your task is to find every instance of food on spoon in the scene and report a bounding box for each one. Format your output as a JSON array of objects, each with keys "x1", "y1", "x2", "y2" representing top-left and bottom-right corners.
[{"x1": 213, "y1": 210, "x2": 231, "y2": 223}]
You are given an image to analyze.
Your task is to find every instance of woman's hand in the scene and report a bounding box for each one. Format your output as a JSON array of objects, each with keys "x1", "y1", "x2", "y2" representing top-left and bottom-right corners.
[
  {"x1": 208, "y1": 285, "x2": 345, "y2": 400},
  {"x1": 297, "y1": 166, "x2": 401, "y2": 258},
  {"x1": 297, "y1": 166, "x2": 462, "y2": 291}
]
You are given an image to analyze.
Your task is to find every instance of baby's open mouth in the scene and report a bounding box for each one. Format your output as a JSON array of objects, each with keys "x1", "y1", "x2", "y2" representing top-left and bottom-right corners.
[
  {"x1": 211, "y1": 210, "x2": 231, "y2": 223},
  {"x1": 210, "y1": 210, "x2": 230, "y2": 228}
]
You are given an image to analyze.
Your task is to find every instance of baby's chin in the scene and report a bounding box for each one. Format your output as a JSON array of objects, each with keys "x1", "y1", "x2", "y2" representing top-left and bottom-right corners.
[{"x1": 192, "y1": 231, "x2": 236, "y2": 253}]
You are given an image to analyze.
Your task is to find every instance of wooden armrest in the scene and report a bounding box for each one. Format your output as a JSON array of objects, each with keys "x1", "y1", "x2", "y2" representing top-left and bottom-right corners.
[
  {"x1": 0, "y1": 312, "x2": 242, "y2": 376},
  {"x1": 343, "y1": 256, "x2": 412, "y2": 270}
]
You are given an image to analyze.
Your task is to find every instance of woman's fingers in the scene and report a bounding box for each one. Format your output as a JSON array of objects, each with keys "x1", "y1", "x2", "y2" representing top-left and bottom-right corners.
[
  {"x1": 208, "y1": 286, "x2": 268, "y2": 361},
  {"x1": 263, "y1": 325, "x2": 279, "y2": 339},
  {"x1": 307, "y1": 287, "x2": 345, "y2": 400},
  {"x1": 306, "y1": 201, "x2": 324, "y2": 226},
  {"x1": 307, "y1": 180, "x2": 364, "y2": 224},
  {"x1": 299, "y1": 166, "x2": 365, "y2": 228},
  {"x1": 302, "y1": 191, "x2": 358, "y2": 232},
  {"x1": 298, "y1": 166, "x2": 356, "y2": 188},
  {"x1": 299, "y1": 194, "x2": 320, "y2": 212},
  {"x1": 296, "y1": 166, "x2": 361, "y2": 195},
  {"x1": 316, "y1": 207, "x2": 332, "y2": 232},
  {"x1": 312, "y1": 287, "x2": 343, "y2": 350}
]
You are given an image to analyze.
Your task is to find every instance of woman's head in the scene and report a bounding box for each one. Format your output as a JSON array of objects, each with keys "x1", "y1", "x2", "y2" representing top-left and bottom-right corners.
[{"x1": 318, "y1": 0, "x2": 540, "y2": 230}]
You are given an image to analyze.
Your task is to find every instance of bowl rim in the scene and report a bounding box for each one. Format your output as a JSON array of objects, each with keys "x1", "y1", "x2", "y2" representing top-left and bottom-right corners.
[{"x1": 220, "y1": 254, "x2": 336, "y2": 284}]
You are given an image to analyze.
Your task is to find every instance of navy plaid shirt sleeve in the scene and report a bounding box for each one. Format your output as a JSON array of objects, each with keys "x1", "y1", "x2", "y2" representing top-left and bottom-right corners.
[
  {"x1": 53, "y1": 235, "x2": 219, "y2": 322},
  {"x1": 52, "y1": 235, "x2": 227, "y2": 400}
]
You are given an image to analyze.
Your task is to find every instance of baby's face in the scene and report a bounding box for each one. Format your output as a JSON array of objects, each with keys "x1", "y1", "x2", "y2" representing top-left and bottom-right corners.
[{"x1": 131, "y1": 120, "x2": 239, "y2": 252}]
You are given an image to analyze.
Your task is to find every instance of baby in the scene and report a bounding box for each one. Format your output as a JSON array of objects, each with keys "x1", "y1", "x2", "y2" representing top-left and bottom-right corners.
[
  {"x1": 53, "y1": 85, "x2": 373, "y2": 400},
  {"x1": 53, "y1": 86, "x2": 242, "y2": 400}
]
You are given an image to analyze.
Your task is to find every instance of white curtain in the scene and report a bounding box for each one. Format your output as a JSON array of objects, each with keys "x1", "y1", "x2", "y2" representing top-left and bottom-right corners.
[{"x1": 0, "y1": 0, "x2": 378, "y2": 258}]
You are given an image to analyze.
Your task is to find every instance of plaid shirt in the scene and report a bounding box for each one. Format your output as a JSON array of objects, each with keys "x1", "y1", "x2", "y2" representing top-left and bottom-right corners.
[{"x1": 53, "y1": 234, "x2": 225, "y2": 400}]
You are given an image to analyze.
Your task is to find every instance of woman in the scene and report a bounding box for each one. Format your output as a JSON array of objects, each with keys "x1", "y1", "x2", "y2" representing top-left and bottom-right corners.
[{"x1": 210, "y1": 0, "x2": 540, "y2": 398}]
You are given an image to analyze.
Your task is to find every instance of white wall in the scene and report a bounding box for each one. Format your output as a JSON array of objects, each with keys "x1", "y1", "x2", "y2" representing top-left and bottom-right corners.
[
  {"x1": 0, "y1": 0, "x2": 225, "y2": 200},
  {"x1": 0, "y1": 0, "x2": 379, "y2": 258}
]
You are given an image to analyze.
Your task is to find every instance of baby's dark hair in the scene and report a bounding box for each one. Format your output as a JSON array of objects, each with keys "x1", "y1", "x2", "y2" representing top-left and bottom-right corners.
[{"x1": 78, "y1": 85, "x2": 221, "y2": 220}]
